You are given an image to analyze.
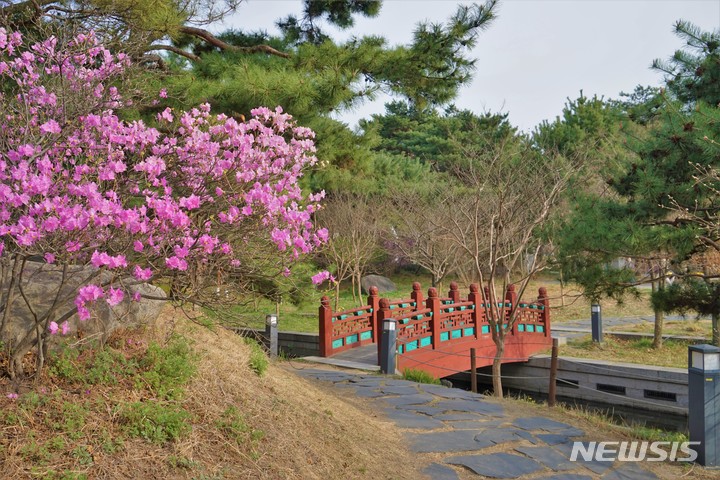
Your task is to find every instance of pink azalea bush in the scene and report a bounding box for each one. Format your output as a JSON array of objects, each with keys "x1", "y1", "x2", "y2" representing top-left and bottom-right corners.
[{"x1": 0, "y1": 28, "x2": 328, "y2": 374}]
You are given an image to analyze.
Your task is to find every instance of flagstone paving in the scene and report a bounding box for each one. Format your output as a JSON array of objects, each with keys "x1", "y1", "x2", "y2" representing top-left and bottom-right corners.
[{"x1": 294, "y1": 368, "x2": 660, "y2": 479}]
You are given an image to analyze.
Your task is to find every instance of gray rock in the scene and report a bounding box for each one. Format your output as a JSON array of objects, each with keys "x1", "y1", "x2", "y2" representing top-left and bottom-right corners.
[
  {"x1": 1, "y1": 260, "x2": 165, "y2": 349},
  {"x1": 361, "y1": 274, "x2": 396, "y2": 294}
]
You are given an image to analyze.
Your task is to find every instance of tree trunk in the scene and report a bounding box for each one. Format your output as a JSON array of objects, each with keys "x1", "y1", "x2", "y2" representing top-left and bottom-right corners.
[
  {"x1": 334, "y1": 281, "x2": 341, "y2": 311},
  {"x1": 492, "y1": 336, "x2": 505, "y2": 398},
  {"x1": 713, "y1": 312, "x2": 719, "y2": 347},
  {"x1": 652, "y1": 278, "x2": 664, "y2": 349}
]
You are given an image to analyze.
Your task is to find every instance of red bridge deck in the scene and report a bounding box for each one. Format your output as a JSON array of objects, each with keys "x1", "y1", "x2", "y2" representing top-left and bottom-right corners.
[{"x1": 319, "y1": 282, "x2": 552, "y2": 378}]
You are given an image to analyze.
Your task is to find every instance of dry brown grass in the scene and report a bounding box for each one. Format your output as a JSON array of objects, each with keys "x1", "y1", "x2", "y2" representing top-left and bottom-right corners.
[
  {"x1": 556, "y1": 335, "x2": 691, "y2": 369},
  {"x1": 608, "y1": 319, "x2": 712, "y2": 338},
  {"x1": 0, "y1": 307, "x2": 427, "y2": 480}
]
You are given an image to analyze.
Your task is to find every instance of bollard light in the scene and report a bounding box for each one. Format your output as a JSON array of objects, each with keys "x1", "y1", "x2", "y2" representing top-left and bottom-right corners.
[
  {"x1": 590, "y1": 303, "x2": 602, "y2": 343},
  {"x1": 265, "y1": 314, "x2": 279, "y2": 358},
  {"x1": 380, "y1": 318, "x2": 397, "y2": 374},
  {"x1": 688, "y1": 344, "x2": 720, "y2": 466}
]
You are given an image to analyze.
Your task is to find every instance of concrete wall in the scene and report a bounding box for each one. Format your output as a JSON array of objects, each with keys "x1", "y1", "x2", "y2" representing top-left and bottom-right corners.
[
  {"x1": 450, "y1": 355, "x2": 688, "y2": 427},
  {"x1": 235, "y1": 328, "x2": 320, "y2": 358}
]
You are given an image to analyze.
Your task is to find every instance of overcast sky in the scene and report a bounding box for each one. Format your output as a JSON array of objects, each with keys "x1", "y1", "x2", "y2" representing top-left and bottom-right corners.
[{"x1": 225, "y1": 0, "x2": 720, "y2": 132}]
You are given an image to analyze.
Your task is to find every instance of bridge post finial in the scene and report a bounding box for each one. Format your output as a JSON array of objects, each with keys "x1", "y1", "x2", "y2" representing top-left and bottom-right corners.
[
  {"x1": 449, "y1": 281, "x2": 460, "y2": 303},
  {"x1": 538, "y1": 287, "x2": 551, "y2": 337},
  {"x1": 411, "y1": 282, "x2": 423, "y2": 311},
  {"x1": 368, "y1": 287, "x2": 380, "y2": 346},
  {"x1": 376, "y1": 298, "x2": 392, "y2": 363},
  {"x1": 426, "y1": 287, "x2": 441, "y2": 349}
]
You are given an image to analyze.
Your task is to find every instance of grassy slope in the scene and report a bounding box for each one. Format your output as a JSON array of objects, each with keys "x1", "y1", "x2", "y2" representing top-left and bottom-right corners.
[{"x1": 0, "y1": 308, "x2": 425, "y2": 480}]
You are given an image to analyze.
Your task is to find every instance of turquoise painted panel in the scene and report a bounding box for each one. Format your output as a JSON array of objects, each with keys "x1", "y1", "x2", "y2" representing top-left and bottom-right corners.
[
  {"x1": 537, "y1": 326, "x2": 544, "y2": 333},
  {"x1": 527, "y1": 325, "x2": 535, "y2": 332},
  {"x1": 420, "y1": 337, "x2": 432, "y2": 348},
  {"x1": 332, "y1": 339, "x2": 343, "y2": 349},
  {"x1": 346, "y1": 334, "x2": 359, "y2": 344},
  {"x1": 410, "y1": 302, "x2": 416, "y2": 307},
  {"x1": 368, "y1": 308, "x2": 374, "y2": 313},
  {"x1": 398, "y1": 345, "x2": 404, "y2": 354},
  {"x1": 517, "y1": 324, "x2": 525, "y2": 332},
  {"x1": 400, "y1": 303, "x2": 409, "y2": 308},
  {"x1": 440, "y1": 332, "x2": 449, "y2": 341},
  {"x1": 463, "y1": 327, "x2": 474, "y2": 336},
  {"x1": 339, "y1": 314, "x2": 348, "y2": 320},
  {"x1": 481, "y1": 325, "x2": 490, "y2": 334},
  {"x1": 459, "y1": 306, "x2": 466, "y2": 311},
  {"x1": 406, "y1": 341, "x2": 418, "y2": 352},
  {"x1": 360, "y1": 331, "x2": 372, "y2": 341},
  {"x1": 401, "y1": 318, "x2": 409, "y2": 324},
  {"x1": 451, "y1": 329, "x2": 462, "y2": 339},
  {"x1": 413, "y1": 314, "x2": 423, "y2": 320},
  {"x1": 446, "y1": 307, "x2": 455, "y2": 313},
  {"x1": 389, "y1": 305, "x2": 396, "y2": 309}
]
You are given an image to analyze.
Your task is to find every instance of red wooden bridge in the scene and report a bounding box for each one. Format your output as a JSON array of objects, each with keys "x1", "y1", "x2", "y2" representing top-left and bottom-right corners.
[{"x1": 318, "y1": 282, "x2": 552, "y2": 378}]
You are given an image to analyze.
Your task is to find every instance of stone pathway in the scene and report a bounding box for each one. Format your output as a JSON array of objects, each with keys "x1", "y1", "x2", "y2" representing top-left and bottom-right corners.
[{"x1": 294, "y1": 368, "x2": 660, "y2": 480}]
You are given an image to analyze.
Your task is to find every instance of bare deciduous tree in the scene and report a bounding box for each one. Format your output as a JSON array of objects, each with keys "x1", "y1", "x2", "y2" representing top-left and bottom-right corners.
[
  {"x1": 316, "y1": 193, "x2": 383, "y2": 309},
  {"x1": 442, "y1": 132, "x2": 573, "y2": 397}
]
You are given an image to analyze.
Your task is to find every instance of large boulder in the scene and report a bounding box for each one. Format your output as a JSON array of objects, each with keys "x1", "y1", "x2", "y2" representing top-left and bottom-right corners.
[
  {"x1": 361, "y1": 275, "x2": 396, "y2": 295},
  {"x1": 0, "y1": 260, "x2": 166, "y2": 349}
]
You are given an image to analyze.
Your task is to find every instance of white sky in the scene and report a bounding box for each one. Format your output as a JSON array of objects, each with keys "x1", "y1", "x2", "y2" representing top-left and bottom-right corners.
[{"x1": 225, "y1": 0, "x2": 720, "y2": 132}]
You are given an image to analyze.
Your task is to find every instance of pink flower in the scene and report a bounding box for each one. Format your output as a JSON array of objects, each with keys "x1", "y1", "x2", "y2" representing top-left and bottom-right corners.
[
  {"x1": 165, "y1": 256, "x2": 188, "y2": 271},
  {"x1": 132, "y1": 291, "x2": 142, "y2": 302},
  {"x1": 6, "y1": 393, "x2": 18, "y2": 400},
  {"x1": 44, "y1": 253, "x2": 55, "y2": 264},
  {"x1": 60, "y1": 321, "x2": 70, "y2": 335},
  {"x1": 158, "y1": 107, "x2": 173, "y2": 123},
  {"x1": 106, "y1": 287, "x2": 124, "y2": 306},
  {"x1": 179, "y1": 194, "x2": 200, "y2": 210},
  {"x1": 311, "y1": 271, "x2": 335, "y2": 285},
  {"x1": 39, "y1": 119, "x2": 61, "y2": 134},
  {"x1": 159, "y1": 88, "x2": 167, "y2": 98},
  {"x1": 48, "y1": 321, "x2": 59, "y2": 334},
  {"x1": 133, "y1": 265, "x2": 153, "y2": 281}
]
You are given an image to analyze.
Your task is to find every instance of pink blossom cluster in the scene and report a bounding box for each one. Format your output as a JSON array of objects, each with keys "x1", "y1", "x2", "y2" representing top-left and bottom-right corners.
[{"x1": 0, "y1": 29, "x2": 328, "y2": 332}]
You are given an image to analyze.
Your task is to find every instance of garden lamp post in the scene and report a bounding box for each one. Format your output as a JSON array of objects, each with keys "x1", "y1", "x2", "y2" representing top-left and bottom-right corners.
[
  {"x1": 688, "y1": 344, "x2": 720, "y2": 466},
  {"x1": 265, "y1": 314, "x2": 278, "y2": 358}
]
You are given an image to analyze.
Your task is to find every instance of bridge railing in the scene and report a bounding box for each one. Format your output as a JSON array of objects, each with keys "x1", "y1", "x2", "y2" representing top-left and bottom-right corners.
[
  {"x1": 318, "y1": 281, "x2": 550, "y2": 359},
  {"x1": 384, "y1": 283, "x2": 550, "y2": 357}
]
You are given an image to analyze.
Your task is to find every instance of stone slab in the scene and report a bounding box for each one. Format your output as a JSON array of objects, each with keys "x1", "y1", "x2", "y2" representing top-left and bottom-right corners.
[
  {"x1": 445, "y1": 452, "x2": 544, "y2": 479},
  {"x1": 383, "y1": 409, "x2": 446, "y2": 429},
  {"x1": 515, "y1": 446, "x2": 576, "y2": 471},
  {"x1": 512, "y1": 417, "x2": 585, "y2": 436},
  {"x1": 601, "y1": 464, "x2": 658, "y2": 480},
  {"x1": 408, "y1": 430, "x2": 491, "y2": 453},
  {"x1": 434, "y1": 399, "x2": 506, "y2": 417},
  {"x1": 422, "y1": 463, "x2": 459, "y2": 480}
]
